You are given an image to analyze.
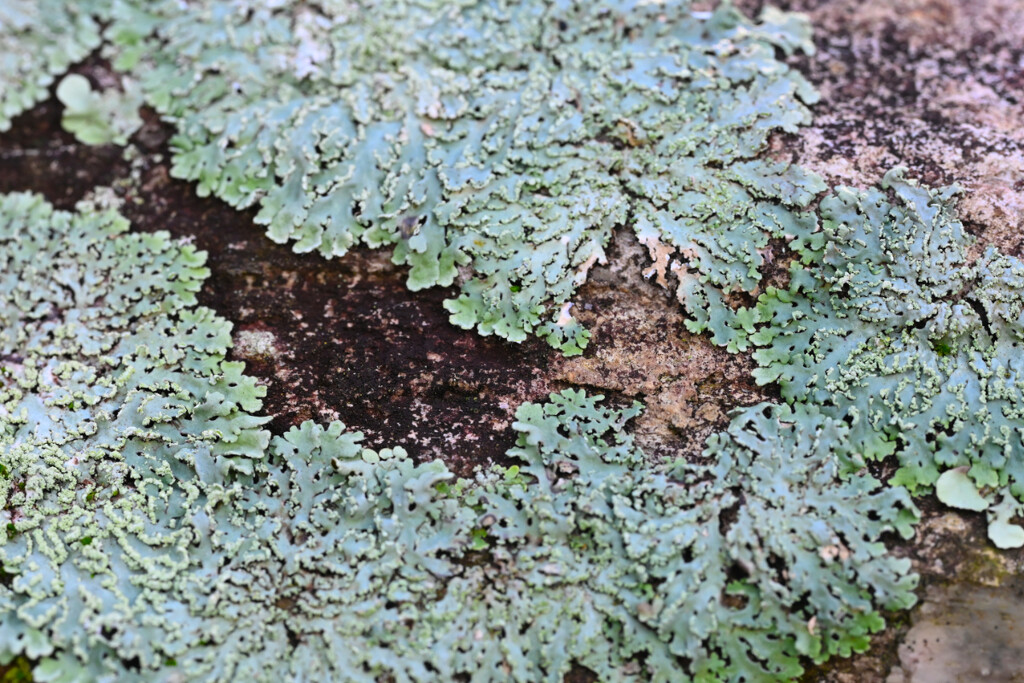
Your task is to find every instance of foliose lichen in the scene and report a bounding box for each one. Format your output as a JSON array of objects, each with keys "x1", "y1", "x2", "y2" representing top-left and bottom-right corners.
[
  {"x1": 55, "y1": 73, "x2": 143, "y2": 146},
  {"x1": 467, "y1": 394, "x2": 918, "y2": 682},
  {"x1": 752, "y1": 169, "x2": 1024, "y2": 548},
  {"x1": 0, "y1": 191, "x2": 269, "y2": 674},
  {"x1": 0, "y1": 0, "x2": 824, "y2": 354},
  {"x1": 0, "y1": 0, "x2": 109, "y2": 131},
  {"x1": 0, "y1": 195, "x2": 916, "y2": 681}
]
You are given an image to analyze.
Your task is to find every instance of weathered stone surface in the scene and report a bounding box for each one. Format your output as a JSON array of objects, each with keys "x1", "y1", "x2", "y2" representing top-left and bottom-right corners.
[
  {"x1": 887, "y1": 579, "x2": 1024, "y2": 683},
  {"x1": 551, "y1": 229, "x2": 773, "y2": 462},
  {"x1": 760, "y1": 0, "x2": 1024, "y2": 258}
]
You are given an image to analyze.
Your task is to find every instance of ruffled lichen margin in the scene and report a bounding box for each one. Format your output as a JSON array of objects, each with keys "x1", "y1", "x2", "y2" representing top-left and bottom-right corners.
[
  {"x1": 751, "y1": 170, "x2": 1024, "y2": 548},
  {"x1": 0, "y1": 193, "x2": 919, "y2": 681}
]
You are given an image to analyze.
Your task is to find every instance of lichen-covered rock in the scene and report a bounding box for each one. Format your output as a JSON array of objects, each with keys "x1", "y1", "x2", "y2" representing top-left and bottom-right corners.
[
  {"x1": 753, "y1": 169, "x2": 1024, "y2": 547},
  {"x1": 770, "y1": 0, "x2": 1024, "y2": 261},
  {"x1": 21, "y1": 393, "x2": 918, "y2": 683},
  {"x1": 91, "y1": 0, "x2": 822, "y2": 353},
  {"x1": 0, "y1": 195, "x2": 918, "y2": 679},
  {"x1": 0, "y1": 0, "x2": 827, "y2": 352}
]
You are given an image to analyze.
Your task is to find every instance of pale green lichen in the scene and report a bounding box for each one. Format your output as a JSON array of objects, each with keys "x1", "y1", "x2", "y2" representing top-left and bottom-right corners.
[
  {"x1": 0, "y1": 0, "x2": 109, "y2": 131},
  {"x1": 0, "y1": 195, "x2": 916, "y2": 681},
  {"x1": 466, "y1": 395, "x2": 918, "y2": 682},
  {"x1": 753, "y1": 169, "x2": 1024, "y2": 548},
  {"x1": 113, "y1": 0, "x2": 823, "y2": 354},
  {"x1": 0, "y1": 0, "x2": 823, "y2": 354},
  {"x1": 55, "y1": 74, "x2": 143, "y2": 145},
  {"x1": 0, "y1": 191, "x2": 269, "y2": 673}
]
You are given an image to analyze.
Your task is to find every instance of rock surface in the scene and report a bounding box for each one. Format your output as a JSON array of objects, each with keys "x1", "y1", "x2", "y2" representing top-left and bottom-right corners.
[{"x1": 887, "y1": 579, "x2": 1024, "y2": 683}]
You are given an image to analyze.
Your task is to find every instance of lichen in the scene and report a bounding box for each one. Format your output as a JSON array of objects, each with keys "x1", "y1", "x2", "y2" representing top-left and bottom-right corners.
[
  {"x1": 466, "y1": 395, "x2": 918, "y2": 682},
  {"x1": 0, "y1": 0, "x2": 823, "y2": 353},
  {"x1": 55, "y1": 73, "x2": 142, "y2": 145},
  {"x1": 128, "y1": 0, "x2": 824, "y2": 353},
  {"x1": 232, "y1": 329, "x2": 280, "y2": 362},
  {"x1": 0, "y1": 191, "x2": 269, "y2": 674},
  {"x1": 0, "y1": 0, "x2": 109, "y2": 131},
  {"x1": 753, "y1": 169, "x2": 1024, "y2": 548},
  {"x1": 0, "y1": 195, "x2": 916, "y2": 681}
]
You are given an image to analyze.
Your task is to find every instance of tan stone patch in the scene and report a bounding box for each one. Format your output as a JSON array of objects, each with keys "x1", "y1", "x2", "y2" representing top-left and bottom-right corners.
[{"x1": 551, "y1": 231, "x2": 771, "y2": 462}]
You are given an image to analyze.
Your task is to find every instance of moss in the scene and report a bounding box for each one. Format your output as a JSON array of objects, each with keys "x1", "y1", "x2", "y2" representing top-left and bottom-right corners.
[{"x1": 0, "y1": 657, "x2": 32, "y2": 683}]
